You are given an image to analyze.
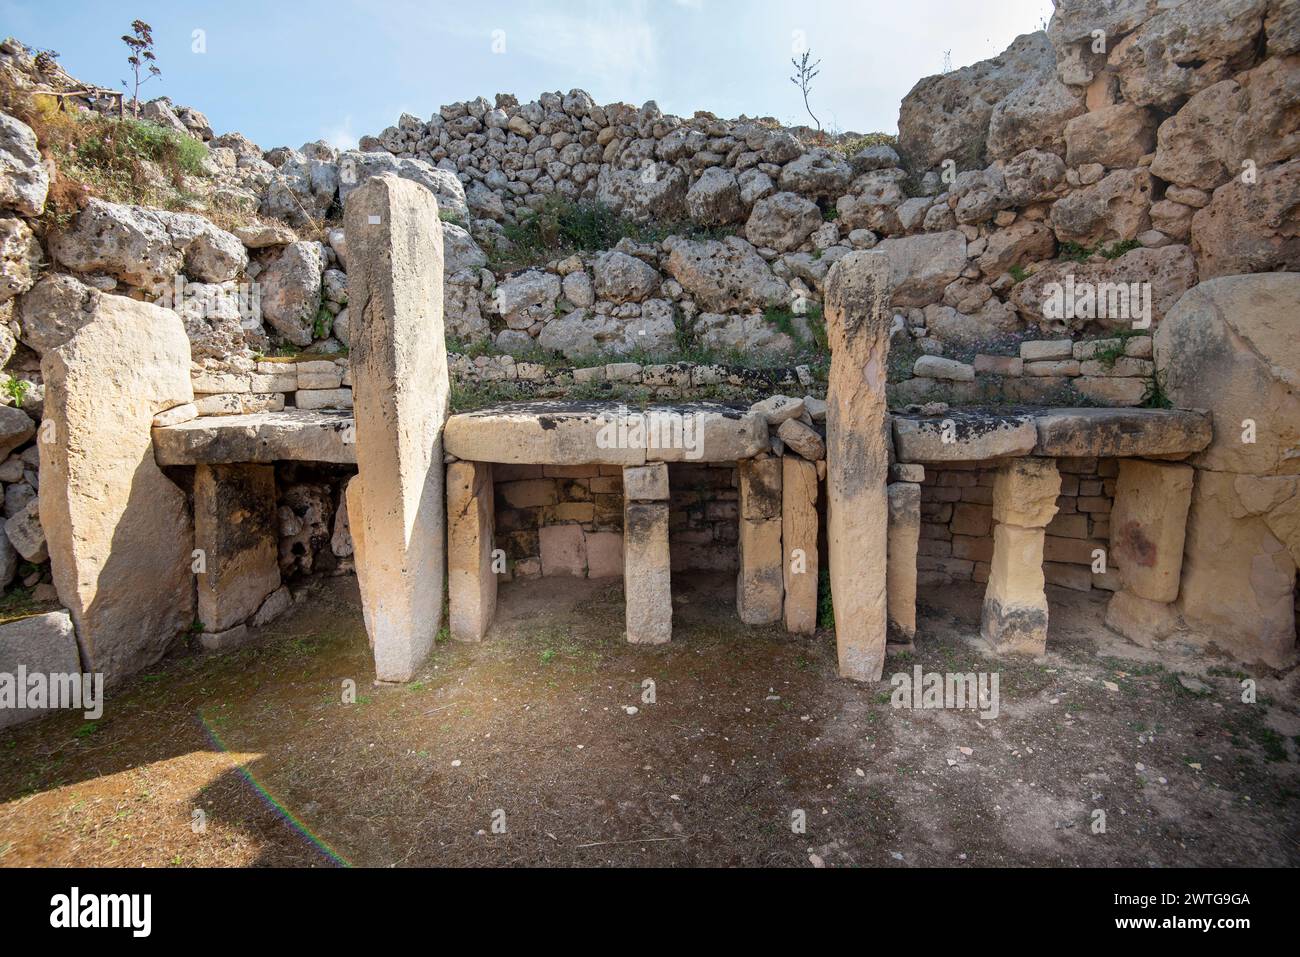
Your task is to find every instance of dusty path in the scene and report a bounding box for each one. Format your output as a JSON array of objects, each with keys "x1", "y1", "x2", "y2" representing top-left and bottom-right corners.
[{"x1": 1, "y1": 574, "x2": 1296, "y2": 867}]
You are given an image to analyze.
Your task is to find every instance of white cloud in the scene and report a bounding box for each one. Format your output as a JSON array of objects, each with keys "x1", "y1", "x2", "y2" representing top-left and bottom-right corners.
[{"x1": 322, "y1": 115, "x2": 359, "y2": 151}]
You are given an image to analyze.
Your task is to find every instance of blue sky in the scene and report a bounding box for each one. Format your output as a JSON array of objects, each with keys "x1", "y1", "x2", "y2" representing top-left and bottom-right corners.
[{"x1": 2, "y1": 0, "x2": 1054, "y2": 150}]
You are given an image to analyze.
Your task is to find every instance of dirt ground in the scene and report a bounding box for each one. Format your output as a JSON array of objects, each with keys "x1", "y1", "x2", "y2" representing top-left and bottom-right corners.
[{"x1": 1, "y1": 572, "x2": 1297, "y2": 868}]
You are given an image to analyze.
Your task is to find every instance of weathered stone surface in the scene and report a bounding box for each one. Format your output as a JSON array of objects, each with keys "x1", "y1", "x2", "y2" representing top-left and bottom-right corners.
[
  {"x1": 992, "y1": 457, "x2": 1061, "y2": 528},
  {"x1": 153, "y1": 409, "x2": 356, "y2": 465},
  {"x1": 1179, "y1": 469, "x2": 1296, "y2": 667},
  {"x1": 444, "y1": 401, "x2": 767, "y2": 465},
  {"x1": 538, "y1": 306, "x2": 676, "y2": 359},
  {"x1": 623, "y1": 462, "x2": 669, "y2": 501},
  {"x1": 873, "y1": 231, "x2": 967, "y2": 308},
  {"x1": 893, "y1": 413, "x2": 1037, "y2": 463},
  {"x1": 1064, "y1": 104, "x2": 1158, "y2": 169},
  {"x1": 0, "y1": 111, "x2": 49, "y2": 217},
  {"x1": 1155, "y1": 273, "x2": 1300, "y2": 474},
  {"x1": 1033, "y1": 408, "x2": 1212, "y2": 458},
  {"x1": 337, "y1": 150, "x2": 468, "y2": 217},
  {"x1": 1190, "y1": 159, "x2": 1300, "y2": 279},
  {"x1": 1049, "y1": 168, "x2": 1154, "y2": 246},
  {"x1": 981, "y1": 523, "x2": 1049, "y2": 655},
  {"x1": 194, "y1": 463, "x2": 280, "y2": 633},
  {"x1": 0, "y1": 404, "x2": 34, "y2": 460},
  {"x1": 1108, "y1": 0, "x2": 1270, "y2": 110},
  {"x1": 539, "y1": 524, "x2": 586, "y2": 577},
  {"x1": 686, "y1": 167, "x2": 743, "y2": 225},
  {"x1": 1010, "y1": 243, "x2": 1196, "y2": 332},
  {"x1": 5, "y1": 497, "x2": 45, "y2": 562},
  {"x1": 1105, "y1": 589, "x2": 1184, "y2": 646},
  {"x1": 259, "y1": 241, "x2": 324, "y2": 347},
  {"x1": 898, "y1": 31, "x2": 1056, "y2": 171},
  {"x1": 0, "y1": 611, "x2": 80, "y2": 730},
  {"x1": 40, "y1": 294, "x2": 195, "y2": 683},
  {"x1": 745, "y1": 191, "x2": 822, "y2": 253},
  {"x1": 595, "y1": 163, "x2": 688, "y2": 223},
  {"x1": 50, "y1": 200, "x2": 246, "y2": 295},
  {"x1": 0, "y1": 215, "x2": 40, "y2": 304},
  {"x1": 977, "y1": 220, "x2": 1056, "y2": 278},
  {"x1": 886, "y1": 482, "x2": 921, "y2": 643},
  {"x1": 623, "y1": 500, "x2": 671, "y2": 644},
  {"x1": 693, "y1": 312, "x2": 796, "y2": 356},
  {"x1": 662, "y1": 235, "x2": 788, "y2": 313},
  {"x1": 344, "y1": 175, "x2": 449, "y2": 683},
  {"x1": 776, "y1": 418, "x2": 825, "y2": 461},
  {"x1": 1150, "y1": 57, "x2": 1300, "y2": 190},
  {"x1": 1110, "y1": 460, "x2": 1193, "y2": 603},
  {"x1": 825, "y1": 250, "x2": 892, "y2": 681},
  {"x1": 782, "y1": 456, "x2": 818, "y2": 635},
  {"x1": 592, "y1": 250, "x2": 660, "y2": 304},
  {"x1": 987, "y1": 70, "x2": 1085, "y2": 161},
  {"x1": 447, "y1": 460, "x2": 495, "y2": 642}
]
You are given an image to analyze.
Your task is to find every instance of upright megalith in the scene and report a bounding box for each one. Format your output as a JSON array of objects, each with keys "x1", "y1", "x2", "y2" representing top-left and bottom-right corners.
[
  {"x1": 344, "y1": 175, "x2": 449, "y2": 682},
  {"x1": 194, "y1": 463, "x2": 280, "y2": 634},
  {"x1": 981, "y1": 457, "x2": 1060, "y2": 655},
  {"x1": 886, "y1": 481, "x2": 921, "y2": 645},
  {"x1": 41, "y1": 295, "x2": 195, "y2": 683},
  {"x1": 446, "y1": 460, "x2": 496, "y2": 642},
  {"x1": 622, "y1": 463, "x2": 672, "y2": 644},
  {"x1": 737, "y1": 456, "x2": 784, "y2": 625},
  {"x1": 782, "y1": 455, "x2": 819, "y2": 635},
  {"x1": 824, "y1": 251, "x2": 893, "y2": 682}
]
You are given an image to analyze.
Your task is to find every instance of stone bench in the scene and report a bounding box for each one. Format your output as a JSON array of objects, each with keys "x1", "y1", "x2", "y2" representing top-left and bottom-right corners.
[
  {"x1": 888, "y1": 406, "x2": 1213, "y2": 657},
  {"x1": 152, "y1": 409, "x2": 357, "y2": 466}
]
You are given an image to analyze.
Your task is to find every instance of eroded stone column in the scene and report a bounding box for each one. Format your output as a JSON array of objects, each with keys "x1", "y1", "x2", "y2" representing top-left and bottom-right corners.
[
  {"x1": 824, "y1": 251, "x2": 893, "y2": 681},
  {"x1": 782, "y1": 455, "x2": 818, "y2": 634},
  {"x1": 1109, "y1": 460, "x2": 1193, "y2": 603},
  {"x1": 344, "y1": 175, "x2": 449, "y2": 682},
  {"x1": 886, "y1": 481, "x2": 921, "y2": 647},
  {"x1": 738, "y1": 456, "x2": 783, "y2": 625},
  {"x1": 194, "y1": 463, "x2": 281, "y2": 635},
  {"x1": 622, "y1": 463, "x2": 671, "y2": 644},
  {"x1": 42, "y1": 295, "x2": 195, "y2": 683},
  {"x1": 981, "y1": 457, "x2": 1060, "y2": 655},
  {"x1": 447, "y1": 460, "x2": 496, "y2": 642}
]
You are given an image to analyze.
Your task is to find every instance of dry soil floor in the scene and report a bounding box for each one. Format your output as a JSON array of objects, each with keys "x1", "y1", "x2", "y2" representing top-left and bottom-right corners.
[{"x1": 1, "y1": 573, "x2": 1297, "y2": 867}]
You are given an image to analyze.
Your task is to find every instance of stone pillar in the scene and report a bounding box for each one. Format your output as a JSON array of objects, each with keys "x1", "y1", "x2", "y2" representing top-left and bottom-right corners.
[
  {"x1": 193, "y1": 463, "x2": 281, "y2": 635},
  {"x1": 622, "y1": 463, "x2": 671, "y2": 645},
  {"x1": 446, "y1": 460, "x2": 496, "y2": 642},
  {"x1": 824, "y1": 251, "x2": 893, "y2": 681},
  {"x1": 42, "y1": 295, "x2": 195, "y2": 683},
  {"x1": 981, "y1": 457, "x2": 1060, "y2": 655},
  {"x1": 344, "y1": 175, "x2": 449, "y2": 683},
  {"x1": 1109, "y1": 460, "x2": 1193, "y2": 603},
  {"x1": 886, "y1": 482, "x2": 921, "y2": 646},
  {"x1": 738, "y1": 456, "x2": 783, "y2": 625},
  {"x1": 782, "y1": 455, "x2": 818, "y2": 634}
]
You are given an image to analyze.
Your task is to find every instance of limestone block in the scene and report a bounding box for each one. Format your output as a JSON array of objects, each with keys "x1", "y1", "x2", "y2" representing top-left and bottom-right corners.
[
  {"x1": 585, "y1": 531, "x2": 624, "y2": 579},
  {"x1": 825, "y1": 250, "x2": 892, "y2": 681},
  {"x1": 777, "y1": 418, "x2": 826, "y2": 461},
  {"x1": 737, "y1": 513, "x2": 783, "y2": 626},
  {"x1": 1178, "y1": 469, "x2": 1296, "y2": 668},
  {"x1": 344, "y1": 175, "x2": 449, "y2": 683},
  {"x1": 739, "y1": 456, "x2": 782, "y2": 521},
  {"x1": 446, "y1": 461, "x2": 496, "y2": 642},
  {"x1": 152, "y1": 410, "x2": 357, "y2": 466},
  {"x1": 892, "y1": 414, "x2": 1037, "y2": 463},
  {"x1": 1110, "y1": 460, "x2": 1193, "y2": 602},
  {"x1": 5, "y1": 497, "x2": 46, "y2": 562},
  {"x1": 1032, "y1": 408, "x2": 1211, "y2": 458},
  {"x1": 887, "y1": 482, "x2": 921, "y2": 643},
  {"x1": 540, "y1": 524, "x2": 586, "y2": 577},
  {"x1": 0, "y1": 611, "x2": 80, "y2": 730},
  {"x1": 623, "y1": 500, "x2": 671, "y2": 644},
  {"x1": 992, "y1": 457, "x2": 1061, "y2": 528},
  {"x1": 782, "y1": 456, "x2": 819, "y2": 635},
  {"x1": 194, "y1": 463, "x2": 280, "y2": 634},
  {"x1": 40, "y1": 294, "x2": 195, "y2": 683},
  {"x1": 623, "y1": 463, "x2": 669, "y2": 501},
  {"x1": 981, "y1": 524, "x2": 1049, "y2": 655},
  {"x1": 1105, "y1": 589, "x2": 1183, "y2": 646}
]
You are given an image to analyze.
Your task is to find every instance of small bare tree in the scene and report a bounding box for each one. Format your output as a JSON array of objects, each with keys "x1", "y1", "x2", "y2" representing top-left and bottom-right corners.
[
  {"x1": 121, "y1": 19, "x2": 160, "y2": 118},
  {"x1": 790, "y1": 49, "x2": 822, "y2": 133}
]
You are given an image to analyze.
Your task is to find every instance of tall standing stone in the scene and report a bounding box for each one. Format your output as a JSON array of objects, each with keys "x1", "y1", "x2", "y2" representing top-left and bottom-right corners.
[
  {"x1": 981, "y1": 457, "x2": 1060, "y2": 655},
  {"x1": 1110, "y1": 460, "x2": 1193, "y2": 603},
  {"x1": 344, "y1": 175, "x2": 449, "y2": 682},
  {"x1": 446, "y1": 460, "x2": 496, "y2": 642},
  {"x1": 41, "y1": 295, "x2": 195, "y2": 682},
  {"x1": 824, "y1": 251, "x2": 893, "y2": 681},
  {"x1": 194, "y1": 463, "x2": 280, "y2": 634},
  {"x1": 782, "y1": 455, "x2": 819, "y2": 634},
  {"x1": 737, "y1": 456, "x2": 784, "y2": 625},
  {"x1": 886, "y1": 482, "x2": 921, "y2": 644},
  {"x1": 622, "y1": 463, "x2": 671, "y2": 644}
]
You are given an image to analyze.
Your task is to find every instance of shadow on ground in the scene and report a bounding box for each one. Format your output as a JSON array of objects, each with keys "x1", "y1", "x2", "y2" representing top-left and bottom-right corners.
[{"x1": 1, "y1": 573, "x2": 1297, "y2": 867}]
